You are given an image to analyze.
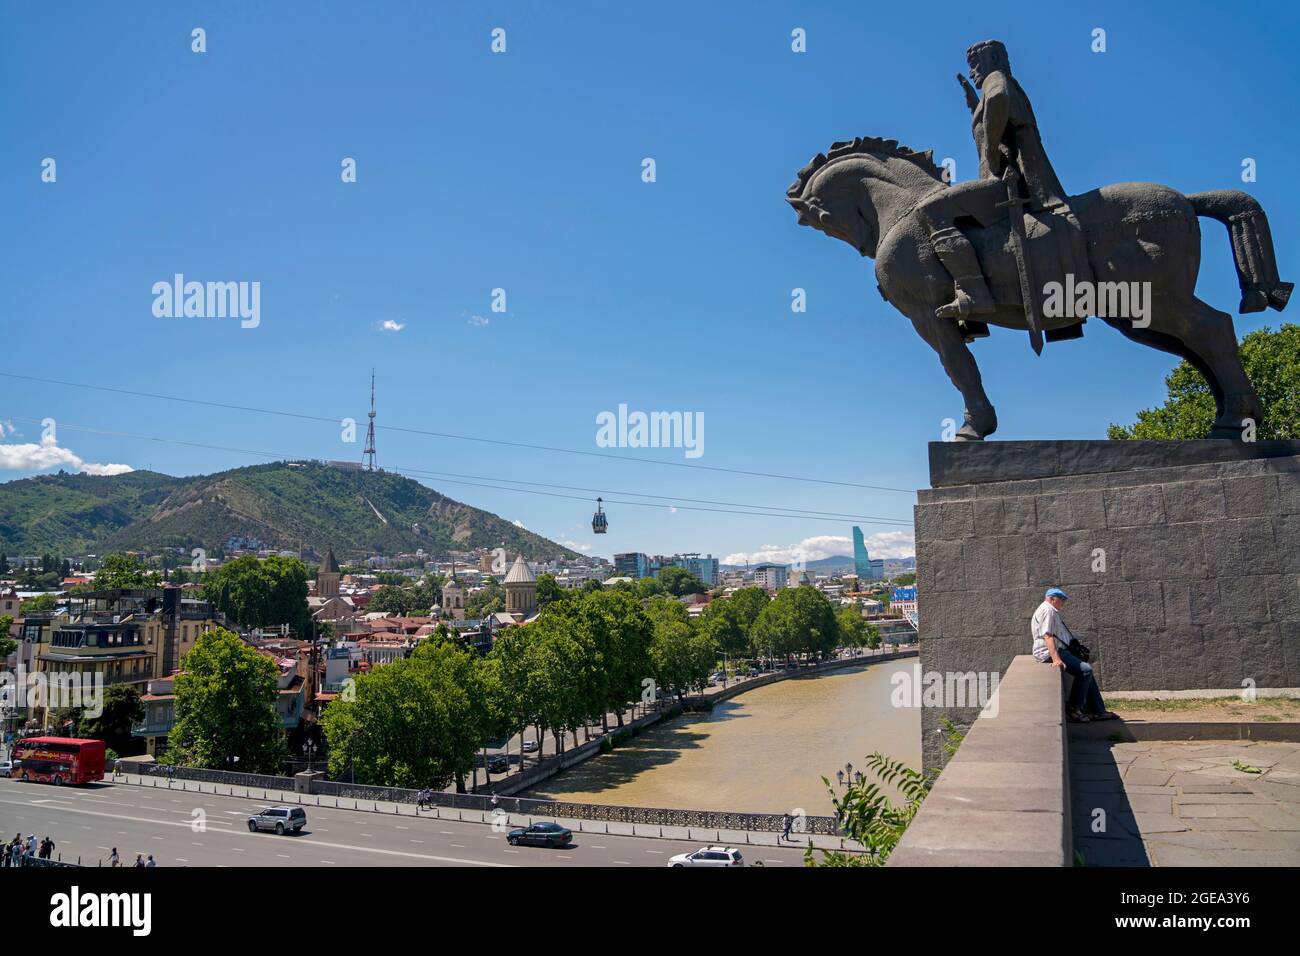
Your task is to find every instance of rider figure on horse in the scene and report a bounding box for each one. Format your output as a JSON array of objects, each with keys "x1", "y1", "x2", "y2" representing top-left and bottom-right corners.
[{"x1": 919, "y1": 39, "x2": 1067, "y2": 320}]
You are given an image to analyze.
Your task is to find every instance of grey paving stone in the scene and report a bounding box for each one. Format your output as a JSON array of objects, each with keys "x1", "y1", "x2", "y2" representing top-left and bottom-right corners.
[
  {"x1": 1208, "y1": 850, "x2": 1298, "y2": 866},
  {"x1": 1124, "y1": 793, "x2": 1175, "y2": 814},
  {"x1": 1239, "y1": 807, "x2": 1300, "y2": 831},
  {"x1": 1125, "y1": 768, "x2": 1175, "y2": 786},
  {"x1": 1247, "y1": 780, "x2": 1300, "y2": 804},
  {"x1": 1141, "y1": 830, "x2": 1231, "y2": 850},
  {"x1": 1176, "y1": 803, "x2": 1256, "y2": 817},
  {"x1": 1131, "y1": 813, "x2": 1190, "y2": 834},
  {"x1": 1173, "y1": 792, "x2": 1271, "y2": 804},
  {"x1": 1149, "y1": 843, "x2": 1223, "y2": 866},
  {"x1": 1185, "y1": 818, "x2": 1260, "y2": 831}
]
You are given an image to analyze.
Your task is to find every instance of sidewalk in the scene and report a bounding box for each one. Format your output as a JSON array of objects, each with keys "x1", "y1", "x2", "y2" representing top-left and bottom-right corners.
[
  {"x1": 1070, "y1": 737, "x2": 1300, "y2": 866},
  {"x1": 107, "y1": 772, "x2": 860, "y2": 853}
]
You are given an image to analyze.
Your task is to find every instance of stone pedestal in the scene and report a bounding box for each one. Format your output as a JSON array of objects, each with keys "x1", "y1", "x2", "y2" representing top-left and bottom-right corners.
[
  {"x1": 915, "y1": 440, "x2": 1300, "y2": 772},
  {"x1": 294, "y1": 770, "x2": 324, "y2": 794}
]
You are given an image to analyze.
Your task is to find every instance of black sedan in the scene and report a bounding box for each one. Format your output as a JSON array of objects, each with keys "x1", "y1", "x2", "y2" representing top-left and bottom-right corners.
[{"x1": 507, "y1": 822, "x2": 573, "y2": 848}]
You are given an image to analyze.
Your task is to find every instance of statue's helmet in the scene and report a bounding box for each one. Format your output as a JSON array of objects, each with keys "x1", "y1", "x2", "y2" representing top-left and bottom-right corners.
[{"x1": 965, "y1": 39, "x2": 1009, "y2": 72}]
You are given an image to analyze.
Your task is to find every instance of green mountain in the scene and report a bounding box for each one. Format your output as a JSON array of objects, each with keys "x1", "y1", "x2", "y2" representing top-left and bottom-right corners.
[{"x1": 0, "y1": 461, "x2": 583, "y2": 563}]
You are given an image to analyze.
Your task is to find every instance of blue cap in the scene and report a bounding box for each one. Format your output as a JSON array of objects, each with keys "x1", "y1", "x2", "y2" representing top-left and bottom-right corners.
[{"x1": 1045, "y1": 587, "x2": 1069, "y2": 600}]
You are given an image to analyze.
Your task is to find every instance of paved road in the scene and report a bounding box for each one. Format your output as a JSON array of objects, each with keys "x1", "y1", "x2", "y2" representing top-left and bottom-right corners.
[{"x1": 0, "y1": 778, "x2": 809, "y2": 868}]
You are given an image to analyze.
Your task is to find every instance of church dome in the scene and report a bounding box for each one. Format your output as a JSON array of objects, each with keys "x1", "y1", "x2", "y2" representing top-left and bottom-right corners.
[{"x1": 504, "y1": 554, "x2": 536, "y2": 585}]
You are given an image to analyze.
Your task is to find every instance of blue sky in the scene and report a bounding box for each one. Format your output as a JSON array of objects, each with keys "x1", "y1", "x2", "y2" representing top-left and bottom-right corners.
[{"x1": 2, "y1": 0, "x2": 1297, "y2": 564}]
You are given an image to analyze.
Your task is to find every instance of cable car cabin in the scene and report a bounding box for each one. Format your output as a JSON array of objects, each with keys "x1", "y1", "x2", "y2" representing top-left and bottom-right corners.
[{"x1": 592, "y1": 497, "x2": 608, "y2": 534}]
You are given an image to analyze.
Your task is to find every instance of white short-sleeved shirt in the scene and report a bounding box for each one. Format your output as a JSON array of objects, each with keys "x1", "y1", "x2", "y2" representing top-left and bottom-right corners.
[{"x1": 1030, "y1": 600, "x2": 1072, "y2": 661}]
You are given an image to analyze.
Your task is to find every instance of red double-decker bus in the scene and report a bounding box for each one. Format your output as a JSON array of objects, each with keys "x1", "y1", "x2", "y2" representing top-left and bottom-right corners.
[{"x1": 11, "y1": 737, "x2": 106, "y2": 786}]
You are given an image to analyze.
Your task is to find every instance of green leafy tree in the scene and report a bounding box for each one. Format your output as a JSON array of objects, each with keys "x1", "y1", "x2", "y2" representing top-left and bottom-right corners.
[
  {"x1": 697, "y1": 599, "x2": 748, "y2": 657},
  {"x1": 321, "y1": 636, "x2": 488, "y2": 789},
  {"x1": 805, "y1": 753, "x2": 932, "y2": 867},
  {"x1": 466, "y1": 577, "x2": 505, "y2": 618},
  {"x1": 0, "y1": 615, "x2": 16, "y2": 663},
  {"x1": 649, "y1": 619, "x2": 716, "y2": 699},
  {"x1": 1109, "y1": 324, "x2": 1300, "y2": 439},
  {"x1": 836, "y1": 607, "x2": 869, "y2": 654},
  {"x1": 656, "y1": 566, "x2": 706, "y2": 597},
  {"x1": 91, "y1": 553, "x2": 161, "y2": 589},
  {"x1": 633, "y1": 576, "x2": 666, "y2": 600},
  {"x1": 490, "y1": 627, "x2": 545, "y2": 756},
  {"x1": 166, "y1": 627, "x2": 288, "y2": 773},
  {"x1": 535, "y1": 573, "x2": 566, "y2": 608},
  {"x1": 200, "y1": 555, "x2": 310, "y2": 635},
  {"x1": 80, "y1": 685, "x2": 145, "y2": 755},
  {"x1": 368, "y1": 584, "x2": 422, "y2": 616},
  {"x1": 527, "y1": 615, "x2": 590, "y2": 753},
  {"x1": 728, "y1": 587, "x2": 771, "y2": 645},
  {"x1": 865, "y1": 622, "x2": 881, "y2": 651},
  {"x1": 752, "y1": 586, "x2": 839, "y2": 660},
  {"x1": 569, "y1": 589, "x2": 653, "y2": 729}
]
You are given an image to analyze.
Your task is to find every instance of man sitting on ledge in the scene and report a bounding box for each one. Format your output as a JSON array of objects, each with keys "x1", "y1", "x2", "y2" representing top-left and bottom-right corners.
[{"x1": 1031, "y1": 587, "x2": 1119, "y2": 723}]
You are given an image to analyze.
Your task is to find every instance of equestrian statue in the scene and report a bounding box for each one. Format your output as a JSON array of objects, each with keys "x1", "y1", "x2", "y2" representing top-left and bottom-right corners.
[{"x1": 787, "y1": 39, "x2": 1292, "y2": 440}]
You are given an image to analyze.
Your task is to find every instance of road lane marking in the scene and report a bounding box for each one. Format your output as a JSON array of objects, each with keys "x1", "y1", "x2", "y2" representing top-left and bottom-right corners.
[{"x1": 0, "y1": 793, "x2": 513, "y2": 867}]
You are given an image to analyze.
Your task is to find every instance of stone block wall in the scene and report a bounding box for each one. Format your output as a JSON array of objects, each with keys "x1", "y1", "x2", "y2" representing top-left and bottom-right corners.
[{"x1": 915, "y1": 441, "x2": 1300, "y2": 771}]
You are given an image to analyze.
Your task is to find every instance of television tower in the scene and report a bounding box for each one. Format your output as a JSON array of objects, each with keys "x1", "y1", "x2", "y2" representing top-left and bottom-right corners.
[{"x1": 363, "y1": 369, "x2": 378, "y2": 471}]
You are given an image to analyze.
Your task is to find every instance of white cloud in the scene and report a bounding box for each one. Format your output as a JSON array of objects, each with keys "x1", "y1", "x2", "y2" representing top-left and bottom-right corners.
[
  {"x1": 512, "y1": 519, "x2": 526, "y2": 529},
  {"x1": 722, "y1": 531, "x2": 914, "y2": 566},
  {"x1": 467, "y1": 315, "x2": 489, "y2": 328},
  {"x1": 561, "y1": 539, "x2": 592, "y2": 552},
  {"x1": 0, "y1": 435, "x2": 134, "y2": 476},
  {"x1": 379, "y1": 320, "x2": 406, "y2": 332}
]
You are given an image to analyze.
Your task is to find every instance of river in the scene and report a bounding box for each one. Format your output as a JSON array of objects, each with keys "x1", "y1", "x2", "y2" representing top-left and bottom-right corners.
[{"x1": 524, "y1": 658, "x2": 921, "y2": 817}]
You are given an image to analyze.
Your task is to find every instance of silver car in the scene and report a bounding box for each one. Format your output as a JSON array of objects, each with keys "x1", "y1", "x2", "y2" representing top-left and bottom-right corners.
[
  {"x1": 247, "y1": 806, "x2": 306, "y2": 834},
  {"x1": 668, "y1": 846, "x2": 745, "y2": 867}
]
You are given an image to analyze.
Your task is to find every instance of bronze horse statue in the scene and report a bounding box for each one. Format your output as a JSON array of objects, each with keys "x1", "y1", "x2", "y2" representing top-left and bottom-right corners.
[{"x1": 787, "y1": 136, "x2": 1292, "y2": 439}]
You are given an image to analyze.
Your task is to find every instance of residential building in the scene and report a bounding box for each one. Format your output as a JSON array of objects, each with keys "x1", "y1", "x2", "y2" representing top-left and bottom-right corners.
[
  {"x1": 29, "y1": 589, "x2": 222, "y2": 728},
  {"x1": 752, "y1": 563, "x2": 789, "y2": 591},
  {"x1": 614, "y1": 552, "x2": 650, "y2": 578},
  {"x1": 662, "y1": 553, "x2": 719, "y2": 587}
]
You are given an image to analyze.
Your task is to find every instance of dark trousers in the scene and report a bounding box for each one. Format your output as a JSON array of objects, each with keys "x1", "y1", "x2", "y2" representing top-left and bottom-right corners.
[{"x1": 1057, "y1": 646, "x2": 1105, "y2": 713}]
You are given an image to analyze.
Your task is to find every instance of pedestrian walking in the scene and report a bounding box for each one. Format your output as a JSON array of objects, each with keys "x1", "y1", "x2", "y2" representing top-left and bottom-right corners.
[
  {"x1": 26, "y1": 834, "x2": 36, "y2": 857},
  {"x1": 110, "y1": 847, "x2": 120, "y2": 868},
  {"x1": 133, "y1": 854, "x2": 145, "y2": 868},
  {"x1": 145, "y1": 855, "x2": 156, "y2": 868},
  {"x1": 781, "y1": 812, "x2": 793, "y2": 842}
]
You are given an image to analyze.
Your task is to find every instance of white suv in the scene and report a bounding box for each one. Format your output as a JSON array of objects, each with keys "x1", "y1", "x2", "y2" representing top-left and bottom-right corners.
[{"x1": 667, "y1": 846, "x2": 745, "y2": 867}]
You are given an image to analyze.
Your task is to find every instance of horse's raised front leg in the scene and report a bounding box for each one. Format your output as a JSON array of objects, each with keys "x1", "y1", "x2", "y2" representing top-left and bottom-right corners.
[{"x1": 908, "y1": 311, "x2": 997, "y2": 440}]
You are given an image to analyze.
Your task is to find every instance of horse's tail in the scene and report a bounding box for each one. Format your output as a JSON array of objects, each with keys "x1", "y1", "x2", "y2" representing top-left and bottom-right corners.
[{"x1": 1189, "y1": 189, "x2": 1293, "y2": 313}]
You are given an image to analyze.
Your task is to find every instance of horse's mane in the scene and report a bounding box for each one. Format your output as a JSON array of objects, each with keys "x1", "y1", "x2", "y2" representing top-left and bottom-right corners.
[{"x1": 787, "y1": 137, "x2": 943, "y2": 197}]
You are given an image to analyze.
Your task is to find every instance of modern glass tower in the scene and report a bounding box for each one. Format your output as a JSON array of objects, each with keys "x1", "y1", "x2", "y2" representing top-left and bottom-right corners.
[{"x1": 853, "y1": 526, "x2": 872, "y2": 581}]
